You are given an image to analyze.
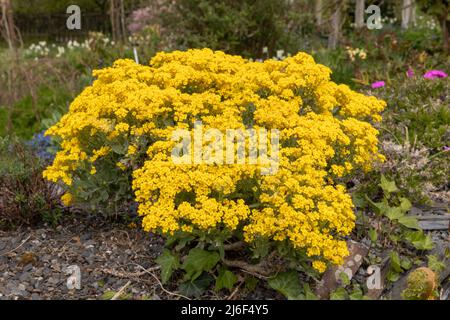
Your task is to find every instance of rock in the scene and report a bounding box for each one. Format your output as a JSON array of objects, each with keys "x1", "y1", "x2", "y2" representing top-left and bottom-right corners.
[
  {"x1": 315, "y1": 240, "x2": 369, "y2": 299},
  {"x1": 31, "y1": 293, "x2": 41, "y2": 300},
  {"x1": 19, "y1": 273, "x2": 30, "y2": 282},
  {"x1": 23, "y1": 263, "x2": 33, "y2": 272},
  {"x1": 80, "y1": 233, "x2": 92, "y2": 241},
  {"x1": 47, "y1": 277, "x2": 60, "y2": 286}
]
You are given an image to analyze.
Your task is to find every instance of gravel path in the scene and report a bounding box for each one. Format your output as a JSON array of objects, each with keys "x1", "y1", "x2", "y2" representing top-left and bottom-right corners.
[{"x1": 0, "y1": 216, "x2": 166, "y2": 300}]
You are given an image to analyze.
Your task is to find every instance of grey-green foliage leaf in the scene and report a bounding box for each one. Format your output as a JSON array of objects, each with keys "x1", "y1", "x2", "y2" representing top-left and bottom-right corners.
[
  {"x1": 267, "y1": 271, "x2": 302, "y2": 300},
  {"x1": 215, "y1": 268, "x2": 237, "y2": 291},
  {"x1": 379, "y1": 175, "x2": 398, "y2": 194},
  {"x1": 182, "y1": 248, "x2": 220, "y2": 281},
  {"x1": 156, "y1": 250, "x2": 180, "y2": 284},
  {"x1": 404, "y1": 230, "x2": 433, "y2": 250},
  {"x1": 390, "y1": 251, "x2": 403, "y2": 273},
  {"x1": 398, "y1": 216, "x2": 420, "y2": 230},
  {"x1": 399, "y1": 197, "x2": 412, "y2": 212},
  {"x1": 385, "y1": 206, "x2": 404, "y2": 220}
]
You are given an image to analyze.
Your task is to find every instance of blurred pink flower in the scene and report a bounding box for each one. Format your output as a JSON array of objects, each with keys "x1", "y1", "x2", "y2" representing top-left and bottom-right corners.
[
  {"x1": 443, "y1": 146, "x2": 450, "y2": 152},
  {"x1": 371, "y1": 81, "x2": 385, "y2": 89},
  {"x1": 423, "y1": 70, "x2": 448, "y2": 79},
  {"x1": 406, "y1": 68, "x2": 414, "y2": 78}
]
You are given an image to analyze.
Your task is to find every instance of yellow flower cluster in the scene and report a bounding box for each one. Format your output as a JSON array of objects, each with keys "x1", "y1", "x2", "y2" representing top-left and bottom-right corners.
[{"x1": 44, "y1": 49, "x2": 386, "y2": 271}]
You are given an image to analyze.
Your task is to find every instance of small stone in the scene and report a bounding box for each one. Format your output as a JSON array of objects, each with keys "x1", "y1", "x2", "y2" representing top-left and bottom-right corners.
[
  {"x1": 80, "y1": 233, "x2": 91, "y2": 241},
  {"x1": 31, "y1": 293, "x2": 41, "y2": 300},
  {"x1": 23, "y1": 263, "x2": 33, "y2": 272},
  {"x1": 19, "y1": 273, "x2": 30, "y2": 282}
]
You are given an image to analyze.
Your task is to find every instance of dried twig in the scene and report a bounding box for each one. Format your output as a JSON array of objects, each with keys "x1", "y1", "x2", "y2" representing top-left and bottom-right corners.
[
  {"x1": 226, "y1": 280, "x2": 244, "y2": 300},
  {"x1": 111, "y1": 280, "x2": 131, "y2": 300},
  {"x1": 0, "y1": 234, "x2": 31, "y2": 256},
  {"x1": 133, "y1": 263, "x2": 191, "y2": 300},
  {"x1": 222, "y1": 259, "x2": 272, "y2": 278}
]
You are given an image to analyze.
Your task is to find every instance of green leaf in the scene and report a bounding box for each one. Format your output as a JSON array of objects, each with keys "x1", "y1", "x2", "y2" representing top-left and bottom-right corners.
[
  {"x1": 349, "y1": 286, "x2": 364, "y2": 300},
  {"x1": 352, "y1": 193, "x2": 366, "y2": 208},
  {"x1": 390, "y1": 251, "x2": 402, "y2": 273},
  {"x1": 101, "y1": 290, "x2": 115, "y2": 300},
  {"x1": 427, "y1": 255, "x2": 446, "y2": 274},
  {"x1": 179, "y1": 273, "x2": 213, "y2": 298},
  {"x1": 413, "y1": 234, "x2": 434, "y2": 250},
  {"x1": 111, "y1": 142, "x2": 128, "y2": 155},
  {"x1": 338, "y1": 271, "x2": 351, "y2": 286},
  {"x1": 399, "y1": 197, "x2": 412, "y2": 213},
  {"x1": 401, "y1": 257, "x2": 412, "y2": 270},
  {"x1": 182, "y1": 248, "x2": 220, "y2": 281},
  {"x1": 379, "y1": 175, "x2": 398, "y2": 194},
  {"x1": 386, "y1": 270, "x2": 400, "y2": 283},
  {"x1": 252, "y1": 237, "x2": 270, "y2": 259},
  {"x1": 398, "y1": 216, "x2": 420, "y2": 230},
  {"x1": 330, "y1": 287, "x2": 348, "y2": 300},
  {"x1": 156, "y1": 250, "x2": 180, "y2": 284},
  {"x1": 303, "y1": 284, "x2": 319, "y2": 300},
  {"x1": 215, "y1": 268, "x2": 238, "y2": 291},
  {"x1": 385, "y1": 206, "x2": 404, "y2": 220},
  {"x1": 267, "y1": 271, "x2": 302, "y2": 300},
  {"x1": 244, "y1": 276, "x2": 258, "y2": 291},
  {"x1": 368, "y1": 228, "x2": 378, "y2": 242},
  {"x1": 366, "y1": 196, "x2": 390, "y2": 215},
  {"x1": 403, "y1": 230, "x2": 433, "y2": 250}
]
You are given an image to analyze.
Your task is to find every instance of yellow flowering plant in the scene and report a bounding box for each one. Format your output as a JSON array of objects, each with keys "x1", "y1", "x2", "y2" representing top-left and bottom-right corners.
[{"x1": 44, "y1": 49, "x2": 385, "y2": 293}]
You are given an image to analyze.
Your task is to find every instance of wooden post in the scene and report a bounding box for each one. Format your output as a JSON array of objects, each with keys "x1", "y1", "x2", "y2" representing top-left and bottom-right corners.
[
  {"x1": 109, "y1": 0, "x2": 125, "y2": 42},
  {"x1": 328, "y1": 0, "x2": 342, "y2": 49},
  {"x1": 355, "y1": 0, "x2": 365, "y2": 29},
  {"x1": 401, "y1": 0, "x2": 413, "y2": 29},
  {"x1": 315, "y1": 0, "x2": 323, "y2": 27}
]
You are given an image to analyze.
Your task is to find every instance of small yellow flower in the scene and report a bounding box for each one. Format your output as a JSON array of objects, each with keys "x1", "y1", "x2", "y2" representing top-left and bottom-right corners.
[
  {"x1": 312, "y1": 260, "x2": 327, "y2": 273},
  {"x1": 61, "y1": 193, "x2": 73, "y2": 206}
]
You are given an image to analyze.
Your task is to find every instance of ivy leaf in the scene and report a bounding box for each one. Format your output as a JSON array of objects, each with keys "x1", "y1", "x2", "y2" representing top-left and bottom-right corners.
[
  {"x1": 179, "y1": 273, "x2": 213, "y2": 298},
  {"x1": 182, "y1": 248, "x2": 220, "y2": 281},
  {"x1": 215, "y1": 268, "x2": 238, "y2": 291},
  {"x1": 156, "y1": 250, "x2": 180, "y2": 284},
  {"x1": 379, "y1": 175, "x2": 398, "y2": 194},
  {"x1": 267, "y1": 271, "x2": 302, "y2": 300},
  {"x1": 398, "y1": 216, "x2": 420, "y2": 230},
  {"x1": 303, "y1": 284, "x2": 319, "y2": 300},
  {"x1": 244, "y1": 276, "x2": 258, "y2": 291}
]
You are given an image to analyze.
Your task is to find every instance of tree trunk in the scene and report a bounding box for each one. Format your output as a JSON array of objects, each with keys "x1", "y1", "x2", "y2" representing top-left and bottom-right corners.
[
  {"x1": 355, "y1": 0, "x2": 365, "y2": 29},
  {"x1": 328, "y1": 0, "x2": 342, "y2": 49},
  {"x1": 0, "y1": 0, "x2": 17, "y2": 52},
  {"x1": 441, "y1": 13, "x2": 449, "y2": 53},
  {"x1": 315, "y1": 0, "x2": 323, "y2": 27},
  {"x1": 109, "y1": 0, "x2": 124, "y2": 42}
]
